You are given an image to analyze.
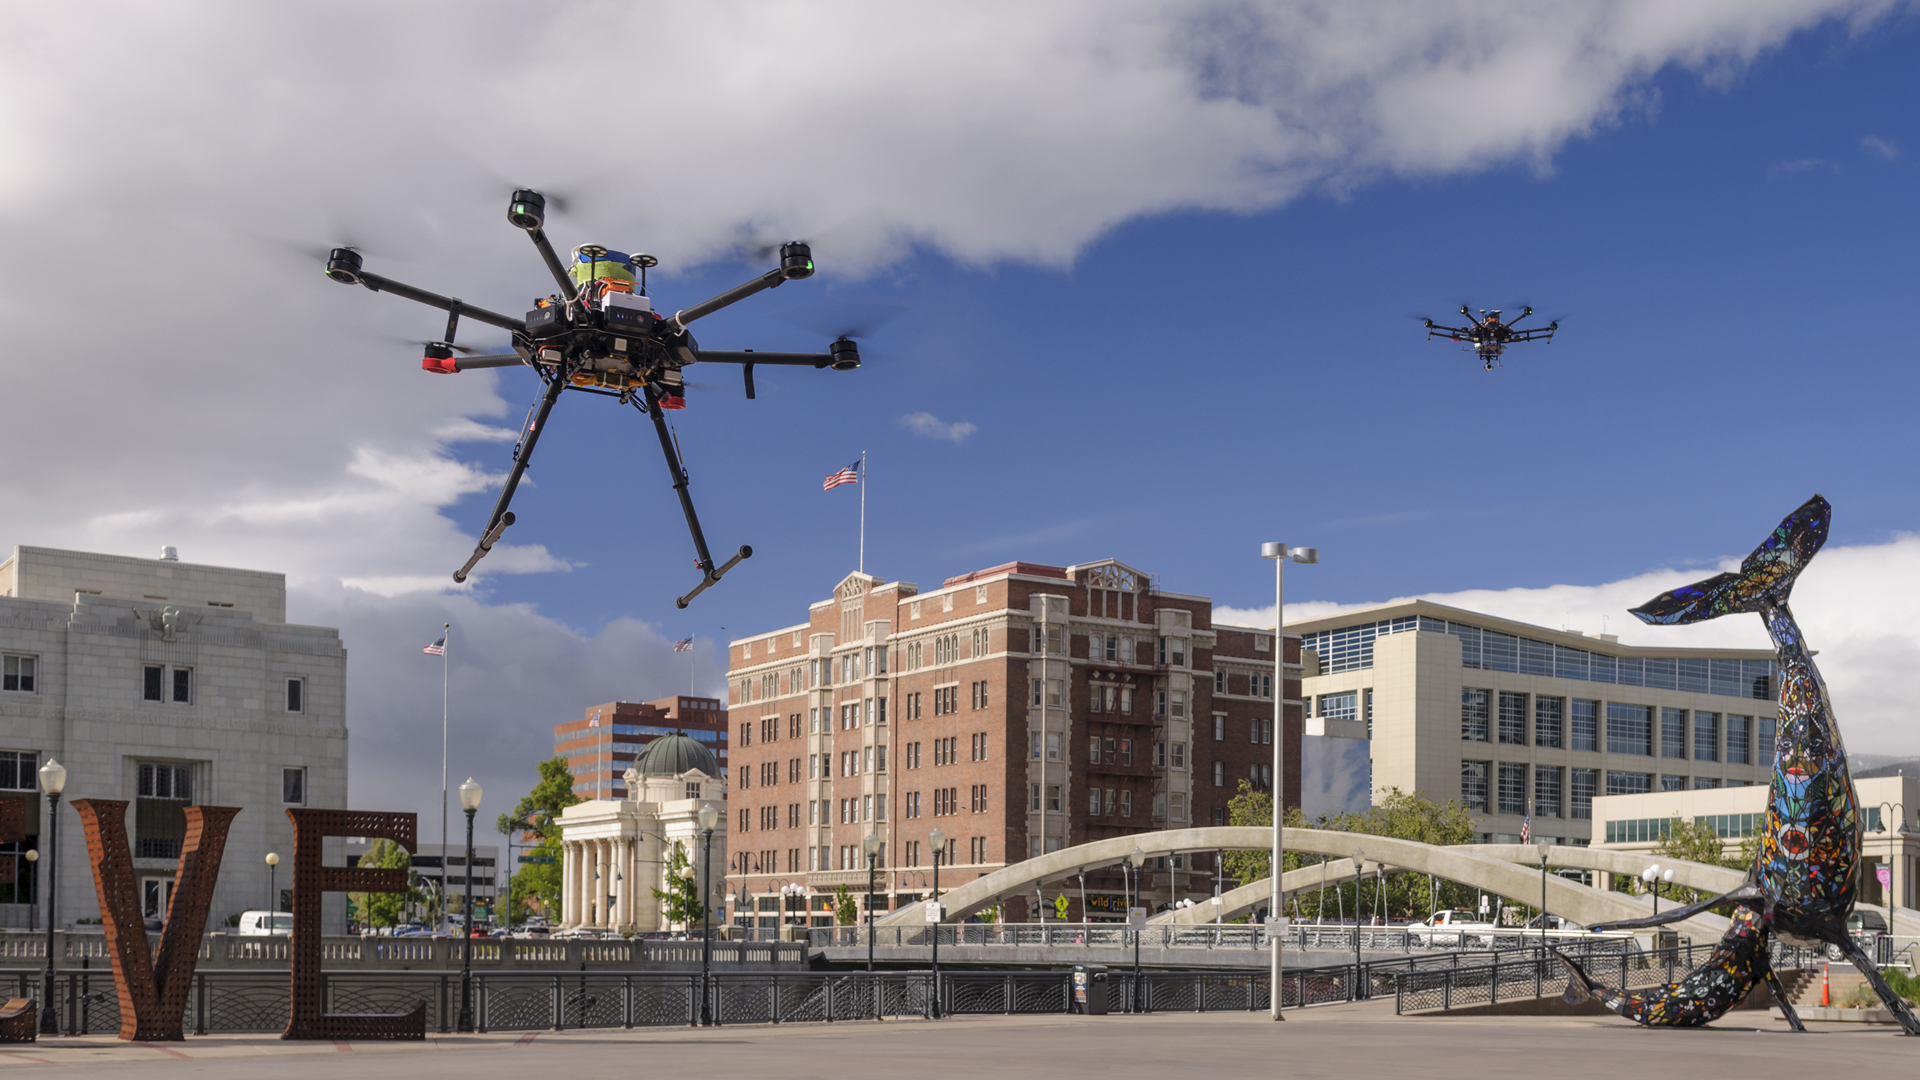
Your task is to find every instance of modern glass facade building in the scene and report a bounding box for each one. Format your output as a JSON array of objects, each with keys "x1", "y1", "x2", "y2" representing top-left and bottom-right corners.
[{"x1": 1294, "y1": 600, "x2": 1777, "y2": 845}]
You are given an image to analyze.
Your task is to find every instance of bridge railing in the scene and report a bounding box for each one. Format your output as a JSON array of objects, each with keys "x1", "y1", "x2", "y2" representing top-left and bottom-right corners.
[
  {"x1": 0, "y1": 930, "x2": 805, "y2": 971},
  {"x1": 1393, "y1": 942, "x2": 1731, "y2": 1014},
  {"x1": 808, "y1": 922, "x2": 1635, "y2": 954}
]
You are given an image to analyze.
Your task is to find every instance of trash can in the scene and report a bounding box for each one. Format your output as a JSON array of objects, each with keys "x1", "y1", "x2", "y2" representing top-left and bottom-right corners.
[{"x1": 1073, "y1": 965, "x2": 1109, "y2": 1015}]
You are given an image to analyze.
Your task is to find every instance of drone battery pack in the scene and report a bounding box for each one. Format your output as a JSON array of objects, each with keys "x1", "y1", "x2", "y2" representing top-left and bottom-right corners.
[{"x1": 526, "y1": 306, "x2": 568, "y2": 338}]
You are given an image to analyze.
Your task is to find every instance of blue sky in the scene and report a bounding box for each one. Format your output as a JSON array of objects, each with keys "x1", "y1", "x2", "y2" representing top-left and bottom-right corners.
[{"x1": 4, "y1": 3, "x2": 1917, "y2": 821}]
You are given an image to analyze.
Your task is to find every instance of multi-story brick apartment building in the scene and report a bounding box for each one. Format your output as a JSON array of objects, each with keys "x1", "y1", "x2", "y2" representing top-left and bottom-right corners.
[
  {"x1": 724, "y1": 558, "x2": 1305, "y2": 926},
  {"x1": 553, "y1": 695, "x2": 728, "y2": 801}
]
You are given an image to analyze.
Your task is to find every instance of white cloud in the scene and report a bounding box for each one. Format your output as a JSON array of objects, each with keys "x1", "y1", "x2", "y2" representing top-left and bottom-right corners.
[
  {"x1": 1216, "y1": 533, "x2": 1920, "y2": 756},
  {"x1": 1863, "y1": 134, "x2": 1901, "y2": 159},
  {"x1": 898, "y1": 411, "x2": 979, "y2": 443}
]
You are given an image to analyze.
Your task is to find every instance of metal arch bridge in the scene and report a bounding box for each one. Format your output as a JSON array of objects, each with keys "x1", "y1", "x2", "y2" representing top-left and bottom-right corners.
[{"x1": 874, "y1": 828, "x2": 1739, "y2": 940}]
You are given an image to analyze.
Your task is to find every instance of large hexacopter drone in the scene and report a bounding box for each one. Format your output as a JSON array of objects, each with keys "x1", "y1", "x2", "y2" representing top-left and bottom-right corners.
[
  {"x1": 1423, "y1": 304, "x2": 1558, "y2": 370},
  {"x1": 322, "y1": 190, "x2": 858, "y2": 608}
]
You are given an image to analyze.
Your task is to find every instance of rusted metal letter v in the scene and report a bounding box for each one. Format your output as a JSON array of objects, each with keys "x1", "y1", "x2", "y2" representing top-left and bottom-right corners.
[{"x1": 70, "y1": 799, "x2": 238, "y2": 1041}]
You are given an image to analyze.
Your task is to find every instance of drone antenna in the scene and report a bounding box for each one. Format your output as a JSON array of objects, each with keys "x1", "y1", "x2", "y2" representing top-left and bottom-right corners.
[{"x1": 634, "y1": 254, "x2": 658, "y2": 298}]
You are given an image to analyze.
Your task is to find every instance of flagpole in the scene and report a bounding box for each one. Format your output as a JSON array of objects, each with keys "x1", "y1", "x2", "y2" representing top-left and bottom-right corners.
[
  {"x1": 858, "y1": 450, "x2": 866, "y2": 574},
  {"x1": 440, "y1": 620, "x2": 450, "y2": 934}
]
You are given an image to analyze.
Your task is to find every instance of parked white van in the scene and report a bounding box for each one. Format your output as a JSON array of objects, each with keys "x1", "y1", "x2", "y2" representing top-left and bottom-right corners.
[{"x1": 235, "y1": 910, "x2": 293, "y2": 936}]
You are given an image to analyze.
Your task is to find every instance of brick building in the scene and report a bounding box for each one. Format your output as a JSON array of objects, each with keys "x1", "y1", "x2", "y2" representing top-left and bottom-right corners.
[
  {"x1": 723, "y1": 558, "x2": 1304, "y2": 926},
  {"x1": 553, "y1": 695, "x2": 728, "y2": 801}
]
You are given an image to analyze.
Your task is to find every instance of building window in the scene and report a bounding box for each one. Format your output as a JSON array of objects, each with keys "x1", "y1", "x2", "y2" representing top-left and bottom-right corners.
[
  {"x1": 143, "y1": 665, "x2": 164, "y2": 702},
  {"x1": 1497, "y1": 692, "x2": 1527, "y2": 746},
  {"x1": 1570, "y1": 768, "x2": 1596, "y2": 819},
  {"x1": 1251, "y1": 674, "x2": 1272, "y2": 699},
  {"x1": 1171, "y1": 742, "x2": 1186, "y2": 769},
  {"x1": 1660, "y1": 774, "x2": 1687, "y2": 792},
  {"x1": 1047, "y1": 732, "x2": 1062, "y2": 761},
  {"x1": 1534, "y1": 766, "x2": 1563, "y2": 818},
  {"x1": 1, "y1": 656, "x2": 35, "y2": 694},
  {"x1": 1660, "y1": 708, "x2": 1687, "y2": 759},
  {"x1": 1120, "y1": 790, "x2": 1133, "y2": 816},
  {"x1": 1170, "y1": 792, "x2": 1187, "y2": 822},
  {"x1": 1461, "y1": 760, "x2": 1490, "y2": 812},
  {"x1": 1213, "y1": 761, "x2": 1224, "y2": 787},
  {"x1": 136, "y1": 762, "x2": 193, "y2": 858},
  {"x1": 1758, "y1": 716, "x2": 1776, "y2": 759},
  {"x1": 1726, "y1": 715, "x2": 1751, "y2": 765},
  {"x1": 1213, "y1": 715, "x2": 1225, "y2": 741},
  {"x1": 1570, "y1": 699, "x2": 1598, "y2": 752},
  {"x1": 1606, "y1": 703, "x2": 1652, "y2": 756},
  {"x1": 282, "y1": 677, "x2": 304, "y2": 714},
  {"x1": 1694, "y1": 712, "x2": 1719, "y2": 761},
  {"x1": 1214, "y1": 670, "x2": 1225, "y2": 693},
  {"x1": 1461, "y1": 689, "x2": 1489, "y2": 742},
  {"x1": 1533, "y1": 696, "x2": 1563, "y2": 749},
  {"x1": 1319, "y1": 692, "x2": 1357, "y2": 723},
  {"x1": 0, "y1": 750, "x2": 38, "y2": 791},
  {"x1": 1606, "y1": 770, "x2": 1652, "y2": 796},
  {"x1": 1497, "y1": 763, "x2": 1527, "y2": 815},
  {"x1": 282, "y1": 768, "x2": 306, "y2": 805},
  {"x1": 1170, "y1": 692, "x2": 1186, "y2": 719}
]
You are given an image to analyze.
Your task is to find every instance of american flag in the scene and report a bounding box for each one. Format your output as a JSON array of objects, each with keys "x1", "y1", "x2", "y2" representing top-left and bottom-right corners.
[
  {"x1": 673, "y1": 636, "x2": 694, "y2": 653},
  {"x1": 423, "y1": 634, "x2": 446, "y2": 657},
  {"x1": 822, "y1": 459, "x2": 860, "y2": 490},
  {"x1": 1519, "y1": 812, "x2": 1532, "y2": 844}
]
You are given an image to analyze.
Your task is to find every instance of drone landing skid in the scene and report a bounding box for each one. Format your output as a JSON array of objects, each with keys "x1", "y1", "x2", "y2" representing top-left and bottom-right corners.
[{"x1": 678, "y1": 546, "x2": 752, "y2": 609}]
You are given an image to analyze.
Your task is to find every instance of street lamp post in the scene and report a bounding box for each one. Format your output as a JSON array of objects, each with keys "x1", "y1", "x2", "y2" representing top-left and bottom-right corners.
[
  {"x1": 1642, "y1": 864, "x2": 1662, "y2": 916},
  {"x1": 265, "y1": 852, "x2": 280, "y2": 924},
  {"x1": 1350, "y1": 848, "x2": 1365, "y2": 999},
  {"x1": 456, "y1": 778, "x2": 481, "y2": 1033},
  {"x1": 927, "y1": 829, "x2": 946, "y2": 1018},
  {"x1": 1535, "y1": 839, "x2": 1552, "y2": 950},
  {"x1": 1259, "y1": 541, "x2": 1316, "y2": 1022},
  {"x1": 862, "y1": 832, "x2": 881, "y2": 974},
  {"x1": 697, "y1": 803, "x2": 719, "y2": 1026},
  {"x1": 1126, "y1": 845, "x2": 1146, "y2": 1012},
  {"x1": 37, "y1": 758, "x2": 66, "y2": 1035}
]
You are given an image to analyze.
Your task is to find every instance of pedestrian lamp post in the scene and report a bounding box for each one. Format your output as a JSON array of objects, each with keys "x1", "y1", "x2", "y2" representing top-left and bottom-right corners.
[
  {"x1": 1875, "y1": 801, "x2": 1908, "y2": 945},
  {"x1": 862, "y1": 832, "x2": 881, "y2": 974},
  {"x1": 1350, "y1": 849, "x2": 1366, "y2": 997},
  {"x1": 37, "y1": 758, "x2": 66, "y2": 1035},
  {"x1": 265, "y1": 852, "x2": 280, "y2": 923},
  {"x1": 1535, "y1": 839, "x2": 1552, "y2": 950},
  {"x1": 1126, "y1": 845, "x2": 1146, "y2": 1012},
  {"x1": 456, "y1": 778, "x2": 482, "y2": 1033},
  {"x1": 697, "y1": 802, "x2": 719, "y2": 1026},
  {"x1": 928, "y1": 827, "x2": 945, "y2": 1019},
  {"x1": 1642, "y1": 865, "x2": 1662, "y2": 915},
  {"x1": 1261, "y1": 540, "x2": 1316, "y2": 1022}
]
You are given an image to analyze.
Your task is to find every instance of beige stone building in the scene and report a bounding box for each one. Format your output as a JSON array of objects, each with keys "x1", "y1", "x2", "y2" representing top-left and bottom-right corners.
[
  {"x1": 555, "y1": 732, "x2": 728, "y2": 932},
  {"x1": 1593, "y1": 774, "x2": 1918, "y2": 910},
  {"x1": 1294, "y1": 600, "x2": 1778, "y2": 845}
]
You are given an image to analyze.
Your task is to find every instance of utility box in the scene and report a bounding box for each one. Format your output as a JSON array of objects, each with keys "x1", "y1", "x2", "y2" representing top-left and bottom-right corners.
[{"x1": 1073, "y1": 965, "x2": 1109, "y2": 1015}]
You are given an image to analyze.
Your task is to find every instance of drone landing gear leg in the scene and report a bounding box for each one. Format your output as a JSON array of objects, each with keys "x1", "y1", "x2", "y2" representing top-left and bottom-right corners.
[
  {"x1": 637, "y1": 387, "x2": 751, "y2": 608},
  {"x1": 453, "y1": 369, "x2": 568, "y2": 583}
]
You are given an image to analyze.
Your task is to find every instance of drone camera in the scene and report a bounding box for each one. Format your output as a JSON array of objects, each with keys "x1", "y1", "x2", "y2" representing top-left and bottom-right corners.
[
  {"x1": 829, "y1": 336, "x2": 861, "y2": 371},
  {"x1": 508, "y1": 190, "x2": 547, "y2": 232},
  {"x1": 780, "y1": 242, "x2": 814, "y2": 280},
  {"x1": 324, "y1": 247, "x2": 363, "y2": 285}
]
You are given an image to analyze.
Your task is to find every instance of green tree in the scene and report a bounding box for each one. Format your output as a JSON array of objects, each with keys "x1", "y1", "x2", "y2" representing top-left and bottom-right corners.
[
  {"x1": 1644, "y1": 817, "x2": 1749, "y2": 911},
  {"x1": 350, "y1": 839, "x2": 420, "y2": 929},
  {"x1": 834, "y1": 883, "x2": 858, "y2": 926},
  {"x1": 651, "y1": 841, "x2": 705, "y2": 929},
  {"x1": 495, "y1": 756, "x2": 580, "y2": 921}
]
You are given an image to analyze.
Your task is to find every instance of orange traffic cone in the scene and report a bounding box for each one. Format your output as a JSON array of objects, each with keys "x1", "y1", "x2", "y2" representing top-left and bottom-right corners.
[{"x1": 1821, "y1": 962, "x2": 1831, "y2": 1007}]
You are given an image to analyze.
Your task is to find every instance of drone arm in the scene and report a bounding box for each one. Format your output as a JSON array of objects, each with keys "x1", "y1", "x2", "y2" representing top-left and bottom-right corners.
[
  {"x1": 1508, "y1": 326, "x2": 1557, "y2": 343},
  {"x1": 668, "y1": 268, "x2": 788, "y2": 330},
  {"x1": 450, "y1": 354, "x2": 527, "y2": 371},
  {"x1": 1425, "y1": 323, "x2": 1471, "y2": 338},
  {"x1": 525, "y1": 227, "x2": 580, "y2": 303},
  {"x1": 452, "y1": 367, "x2": 567, "y2": 583},
  {"x1": 355, "y1": 270, "x2": 527, "y2": 334},
  {"x1": 692, "y1": 350, "x2": 835, "y2": 368}
]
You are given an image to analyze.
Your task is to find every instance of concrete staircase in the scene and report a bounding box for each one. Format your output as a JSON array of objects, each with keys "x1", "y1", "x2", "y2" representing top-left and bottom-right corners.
[{"x1": 1779, "y1": 965, "x2": 1868, "y2": 1007}]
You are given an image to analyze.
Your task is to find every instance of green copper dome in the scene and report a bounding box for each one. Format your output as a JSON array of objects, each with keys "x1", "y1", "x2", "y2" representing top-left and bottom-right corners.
[{"x1": 633, "y1": 730, "x2": 719, "y2": 777}]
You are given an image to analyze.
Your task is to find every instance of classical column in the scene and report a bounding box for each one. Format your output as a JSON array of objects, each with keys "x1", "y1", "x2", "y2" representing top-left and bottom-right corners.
[{"x1": 560, "y1": 841, "x2": 574, "y2": 926}]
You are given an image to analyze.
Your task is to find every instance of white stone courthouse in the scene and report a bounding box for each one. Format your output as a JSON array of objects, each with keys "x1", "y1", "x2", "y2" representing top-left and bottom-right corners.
[
  {"x1": 558, "y1": 732, "x2": 727, "y2": 932},
  {"x1": 0, "y1": 546, "x2": 349, "y2": 930}
]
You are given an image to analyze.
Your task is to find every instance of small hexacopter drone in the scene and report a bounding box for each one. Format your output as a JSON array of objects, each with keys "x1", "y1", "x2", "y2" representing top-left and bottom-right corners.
[
  {"x1": 1423, "y1": 305, "x2": 1558, "y2": 370},
  {"x1": 322, "y1": 191, "x2": 858, "y2": 607}
]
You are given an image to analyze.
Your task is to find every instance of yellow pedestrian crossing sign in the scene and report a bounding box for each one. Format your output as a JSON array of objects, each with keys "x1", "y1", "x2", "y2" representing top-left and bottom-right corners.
[{"x1": 1054, "y1": 893, "x2": 1069, "y2": 919}]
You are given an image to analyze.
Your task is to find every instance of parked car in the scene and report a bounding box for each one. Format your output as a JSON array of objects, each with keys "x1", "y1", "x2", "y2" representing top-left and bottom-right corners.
[
  {"x1": 235, "y1": 910, "x2": 293, "y2": 936},
  {"x1": 1827, "y1": 909, "x2": 1889, "y2": 959}
]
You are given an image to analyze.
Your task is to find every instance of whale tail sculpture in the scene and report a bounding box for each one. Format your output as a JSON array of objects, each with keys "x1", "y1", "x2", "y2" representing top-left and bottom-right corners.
[
  {"x1": 1629, "y1": 494, "x2": 1828, "y2": 626},
  {"x1": 1557, "y1": 495, "x2": 1920, "y2": 1036}
]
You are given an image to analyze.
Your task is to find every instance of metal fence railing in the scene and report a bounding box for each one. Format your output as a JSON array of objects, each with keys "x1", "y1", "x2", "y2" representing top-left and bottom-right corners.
[
  {"x1": 809, "y1": 922, "x2": 1632, "y2": 954},
  {"x1": 1393, "y1": 943, "x2": 1725, "y2": 1014},
  {"x1": 0, "y1": 931, "x2": 805, "y2": 972}
]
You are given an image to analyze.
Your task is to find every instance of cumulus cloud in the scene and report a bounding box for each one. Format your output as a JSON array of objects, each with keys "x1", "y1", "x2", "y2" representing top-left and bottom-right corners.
[
  {"x1": 1863, "y1": 134, "x2": 1901, "y2": 159},
  {"x1": 1215, "y1": 533, "x2": 1920, "y2": 756},
  {"x1": 898, "y1": 412, "x2": 979, "y2": 443}
]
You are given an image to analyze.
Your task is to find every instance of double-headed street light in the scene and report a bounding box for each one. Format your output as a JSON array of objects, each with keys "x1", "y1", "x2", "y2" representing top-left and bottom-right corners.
[
  {"x1": 1350, "y1": 848, "x2": 1366, "y2": 995},
  {"x1": 1874, "y1": 801, "x2": 1908, "y2": 944},
  {"x1": 862, "y1": 832, "x2": 882, "y2": 974},
  {"x1": 697, "y1": 802, "x2": 720, "y2": 1026},
  {"x1": 1260, "y1": 541, "x2": 1316, "y2": 1022},
  {"x1": 928, "y1": 827, "x2": 946, "y2": 1019},
  {"x1": 38, "y1": 758, "x2": 65, "y2": 1035},
  {"x1": 1126, "y1": 845, "x2": 1146, "y2": 1012},
  {"x1": 1535, "y1": 838, "x2": 1552, "y2": 949},
  {"x1": 456, "y1": 778, "x2": 482, "y2": 1033}
]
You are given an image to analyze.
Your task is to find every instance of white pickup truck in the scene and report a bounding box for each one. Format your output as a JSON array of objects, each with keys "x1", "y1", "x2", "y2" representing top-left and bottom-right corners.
[{"x1": 1406, "y1": 909, "x2": 1498, "y2": 946}]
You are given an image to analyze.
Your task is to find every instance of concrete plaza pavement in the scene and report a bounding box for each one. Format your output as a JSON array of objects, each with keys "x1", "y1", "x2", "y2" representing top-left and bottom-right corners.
[{"x1": 0, "y1": 1003, "x2": 1912, "y2": 1076}]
